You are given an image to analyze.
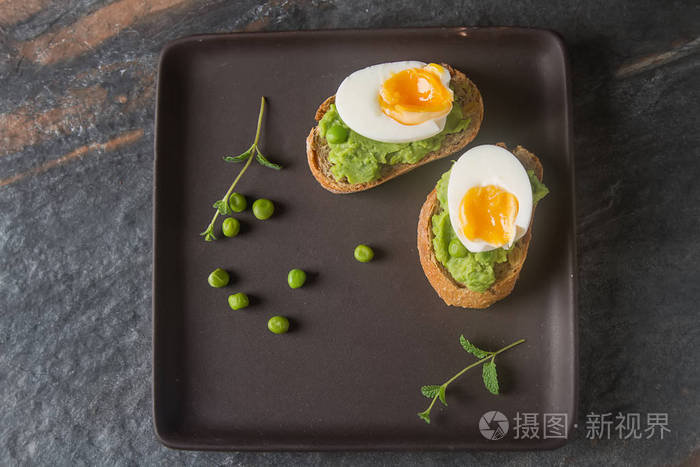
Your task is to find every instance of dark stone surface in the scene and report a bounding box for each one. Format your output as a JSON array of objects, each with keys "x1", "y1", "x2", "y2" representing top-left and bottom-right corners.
[{"x1": 1, "y1": 0, "x2": 699, "y2": 465}]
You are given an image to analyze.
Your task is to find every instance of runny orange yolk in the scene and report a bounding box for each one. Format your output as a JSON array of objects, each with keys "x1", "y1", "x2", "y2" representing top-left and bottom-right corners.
[
  {"x1": 459, "y1": 185, "x2": 520, "y2": 247},
  {"x1": 378, "y1": 64, "x2": 453, "y2": 126}
]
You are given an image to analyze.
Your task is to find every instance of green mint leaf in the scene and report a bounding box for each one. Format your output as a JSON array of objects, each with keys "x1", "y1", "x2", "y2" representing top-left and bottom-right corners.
[
  {"x1": 200, "y1": 228, "x2": 216, "y2": 242},
  {"x1": 212, "y1": 200, "x2": 230, "y2": 215},
  {"x1": 255, "y1": 149, "x2": 282, "y2": 170},
  {"x1": 482, "y1": 358, "x2": 499, "y2": 395},
  {"x1": 438, "y1": 386, "x2": 447, "y2": 406},
  {"x1": 417, "y1": 410, "x2": 431, "y2": 424},
  {"x1": 223, "y1": 149, "x2": 252, "y2": 163},
  {"x1": 421, "y1": 385, "x2": 441, "y2": 399},
  {"x1": 460, "y1": 335, "x2": 489, "y2": 359}
]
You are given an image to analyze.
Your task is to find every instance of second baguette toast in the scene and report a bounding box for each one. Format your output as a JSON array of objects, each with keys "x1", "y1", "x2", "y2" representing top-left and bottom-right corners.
[{"x1": 417, "y1": 144, "x2": 544, "y2": 309}]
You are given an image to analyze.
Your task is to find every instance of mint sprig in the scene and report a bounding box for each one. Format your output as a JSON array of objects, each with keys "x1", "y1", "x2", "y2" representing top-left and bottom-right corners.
[
  {"x1": 417, "y1": 336, "x2": 525, "y2": 424},
  {"x1": 200, "y1": 96, "x2": 282, "y2": 241}
]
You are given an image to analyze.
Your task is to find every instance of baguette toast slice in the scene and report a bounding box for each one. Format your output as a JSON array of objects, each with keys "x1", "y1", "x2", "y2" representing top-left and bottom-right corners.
[
  {"x1": 417, "y1": 144, "x2": 544, "y2": 309},
  {"x1": 306, "y1": 65, "x2": 483, "y2": 193}
]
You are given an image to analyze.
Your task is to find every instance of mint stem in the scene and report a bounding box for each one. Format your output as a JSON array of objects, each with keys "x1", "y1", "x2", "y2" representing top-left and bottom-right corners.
[{"x1": 252, "y1": 96, "x2": 265, "y2": 146}]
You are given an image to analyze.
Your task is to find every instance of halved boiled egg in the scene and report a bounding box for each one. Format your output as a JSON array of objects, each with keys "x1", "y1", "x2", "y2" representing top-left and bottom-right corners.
[
  {"x1": 447, "y1": 145, "x2": 533, "y2": 253},
  {"x1": 335, "y1": 61, "x2": 454, "y2": 143}
]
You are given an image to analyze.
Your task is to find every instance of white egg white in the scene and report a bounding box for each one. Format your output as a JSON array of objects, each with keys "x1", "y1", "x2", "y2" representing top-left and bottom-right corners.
[
  {"x1": 334, "y1": 61, "x2": 451, "y2": 144},
  {"x1": 447, "y1": 145, "x2": 533, "y2": 253}
]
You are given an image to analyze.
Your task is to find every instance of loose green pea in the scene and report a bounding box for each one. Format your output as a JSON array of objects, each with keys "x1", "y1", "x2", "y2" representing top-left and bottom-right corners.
[
  {"x1": 228, "y1": 293, "x2": 249, "y2": 310},
  {"x1": 228, "y1": 193, "x2": 247, "y2": 212},
  {"x1": 267, "y1": 316, "x2": 290, "y2": 334},
  {"x1": 221, "y1": 217, "x2": 240, "y2": 237},
  {"x1": 287, "y1": 269, "x2": 307, "y2": 289},
  {"x1": 326, "y1": 125, "x2": 348, "y2": 144},
  {"x1": 208, "y1": 268, "x2": 229, "y2": 288},
  {"x1": 354, "y1": 244, "x2": 374, "y2": 263},
  {"x1": 448, "y1": 239, "x2": 468, "y2": 258},
  {"x1": 252, "y1": 198, "x2": 274, "y2": 220}
]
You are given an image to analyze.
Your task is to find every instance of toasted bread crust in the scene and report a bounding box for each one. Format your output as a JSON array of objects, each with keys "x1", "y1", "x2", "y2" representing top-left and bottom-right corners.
[
  {"x1": 417, "y1": 144, "x2": 544, "y2": 309},
  {"x1": 306, "y1": 65, "x2": 484, "y2": 193}
]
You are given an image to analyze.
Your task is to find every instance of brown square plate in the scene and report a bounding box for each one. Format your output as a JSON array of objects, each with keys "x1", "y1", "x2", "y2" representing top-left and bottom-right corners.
[{"x1": 153, "y1": 27, "x2": 577, "y2": 450}]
